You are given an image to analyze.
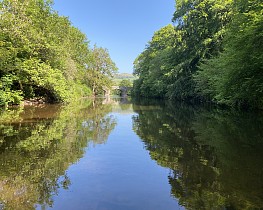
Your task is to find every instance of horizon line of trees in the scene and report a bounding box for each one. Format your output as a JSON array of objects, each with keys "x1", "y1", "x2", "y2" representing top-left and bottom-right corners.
[
  {"x1": 0, "y1": 0, "x2": 118, "y2": 107},
  {"x1": 132, "y1": 0, "x2": 262, "y2": 109}
]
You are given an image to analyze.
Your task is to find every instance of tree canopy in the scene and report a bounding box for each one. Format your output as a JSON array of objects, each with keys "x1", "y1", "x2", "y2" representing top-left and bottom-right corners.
[
  {"x1": 0, "y1": 0, "x2": 117, "y2": 106},
  {"x1": 85, "y1": 45, "x2": 118, "y2": 96},
  {"x1": 133, "y1": 0, "x2": 262, "y2": 109}
]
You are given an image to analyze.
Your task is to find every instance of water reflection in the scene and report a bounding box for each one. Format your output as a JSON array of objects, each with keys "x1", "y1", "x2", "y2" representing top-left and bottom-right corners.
[
  {"x1": 0, "y1": 99, "x2": 117, "y2": 210},
  {"x1": 0, "y1": 98, "x2": 263, "y2": 210},
  {"x1": 132, "y1": 99, "x2": 263, "y2": 210}
]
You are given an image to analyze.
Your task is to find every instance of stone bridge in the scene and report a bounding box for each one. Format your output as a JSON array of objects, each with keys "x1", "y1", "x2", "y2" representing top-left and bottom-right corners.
[{"x1": 104, "y1": 86, "x2": 132, "y2": 97}]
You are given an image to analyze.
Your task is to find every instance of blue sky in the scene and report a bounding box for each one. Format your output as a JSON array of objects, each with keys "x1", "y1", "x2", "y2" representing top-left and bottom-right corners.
[{"x1": 53, "y1": 0, "x2": 175, "y2": 74}]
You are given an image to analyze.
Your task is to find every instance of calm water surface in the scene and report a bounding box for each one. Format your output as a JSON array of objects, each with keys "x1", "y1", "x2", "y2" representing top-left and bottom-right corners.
[{"x1": 0, "y1": 98, "x2": 262, "y2": 210}]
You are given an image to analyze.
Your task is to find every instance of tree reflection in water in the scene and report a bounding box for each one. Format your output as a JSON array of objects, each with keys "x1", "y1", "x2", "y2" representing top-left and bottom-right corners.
[
  {"x1": 1, "y1": 98, "x2": 262, "y2": 210},
  {"x1": 132, "y1": 99, "x2": 263, "y2": 210},
  {"x1": 0, "y1": 99, "x2": 117, "y2": 210}
]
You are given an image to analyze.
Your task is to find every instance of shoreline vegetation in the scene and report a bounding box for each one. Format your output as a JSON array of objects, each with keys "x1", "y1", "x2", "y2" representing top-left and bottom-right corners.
[
  {"x1": 0, "y1": 0, "x2": 117, "y2": 108},
  {"x1": 132, "y1": 0, "x2": 262, "y2": 110},
  {"x1": 1, "y1": 0, "x2": 262, "y2": 110}
]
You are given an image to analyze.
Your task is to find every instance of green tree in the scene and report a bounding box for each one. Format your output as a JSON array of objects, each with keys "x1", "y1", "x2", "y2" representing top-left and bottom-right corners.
[
  {"x1": 0, "y1": 0, "x2": 92, "y2": 104},
  {"x1": 133, "y1": 24, "x2": 176, "y2": 98},
  {"x1": 85, "y1": 45, "x2": 118, "y2": 96},
  {"x1": 167, "y1": 0, "x2": 233, "y2": 100},
  {"x1": 133, "y1": 0, "x2": 233, "y2": 100},
  {"x1": 134, "y1": 0, "x2": 262, "y2": 109},
  {"x1": 195, "y1": 0, "x2": 263, "y2": 108},
  {"x1": 0, "y1": 0, "x2": 117, "y2": 106}
]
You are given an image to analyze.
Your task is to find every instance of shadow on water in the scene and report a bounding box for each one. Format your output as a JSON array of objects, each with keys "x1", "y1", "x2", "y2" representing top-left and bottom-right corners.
[
  {"x1": 0, "y1": 99, "x2": 117, "y2": 210},
  {"x1": 132, "y1": 98, "x2": 263, "y2": 210}
]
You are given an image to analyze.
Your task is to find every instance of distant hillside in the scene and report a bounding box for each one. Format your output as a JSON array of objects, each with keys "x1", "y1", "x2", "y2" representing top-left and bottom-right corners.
[
  {"x1": 112, "y1": 73, "x2": 137, "y2": 85},
  {"x1": 113, "y1": 73, "x2": 136, "y2": 79}
]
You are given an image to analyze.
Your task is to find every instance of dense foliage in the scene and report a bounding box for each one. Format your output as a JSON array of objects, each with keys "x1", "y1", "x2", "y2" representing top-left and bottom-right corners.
[
  {"x1": 0, "y1": 0, "x2": 117, "y2": 106},
  {"x1": 195, "y1": 0, "x2": 263, "y2": 108},
  {"x1": 85, "y1": 45, "x2": 118, "y2": 96},
  {"x1": 133, "y1": 0, "x2": 262, "y2": 109}
]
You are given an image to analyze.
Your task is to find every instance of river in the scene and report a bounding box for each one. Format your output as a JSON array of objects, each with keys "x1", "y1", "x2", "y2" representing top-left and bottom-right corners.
[{"x1": 0, "y1": 98, "x2": 262, "y2": 210}]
